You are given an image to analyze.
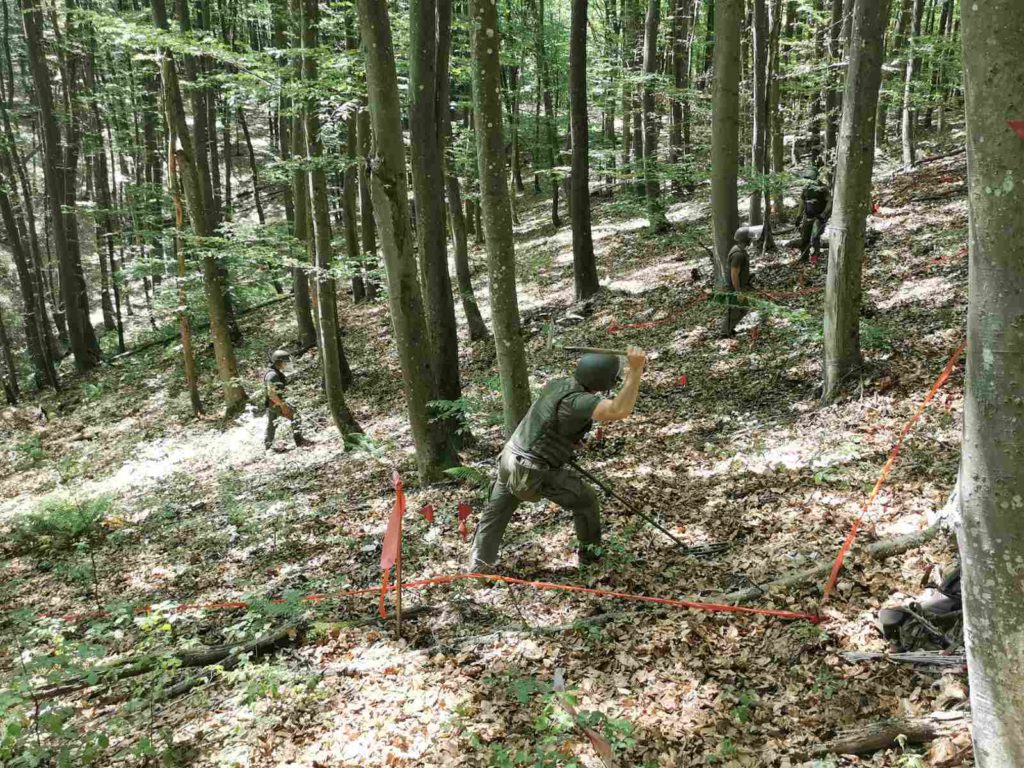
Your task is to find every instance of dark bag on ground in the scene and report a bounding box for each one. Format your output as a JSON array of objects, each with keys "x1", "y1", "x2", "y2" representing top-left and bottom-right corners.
[{"x1": 878, "y1": 564, "x2": 962, "y2": 652}]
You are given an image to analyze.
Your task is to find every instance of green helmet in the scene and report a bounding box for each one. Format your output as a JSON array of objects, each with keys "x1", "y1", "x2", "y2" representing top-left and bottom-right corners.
[
  {"x1": 270, "y1": 349, "x2": 291, "y2": 366},
  {"x1": 574, "y1": 353, "x2": 621, "y2": 393}
]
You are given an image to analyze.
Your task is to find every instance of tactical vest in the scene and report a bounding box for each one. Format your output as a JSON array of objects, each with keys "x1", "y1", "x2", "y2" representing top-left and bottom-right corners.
[
  {"x1": 264, "y1": 368, "x2": 287, "y2": 407},
  {"x1": 804, "y1": 184, "x2": 829, "y2": 217},
  {"x1": 508, "y1": 378, "x2": 594, "y2": 469}
]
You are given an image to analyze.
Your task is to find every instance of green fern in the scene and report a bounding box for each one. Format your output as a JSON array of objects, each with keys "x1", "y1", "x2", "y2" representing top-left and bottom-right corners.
[{"x1": 443, "y1": 465, "x2": 488, "y2": 489}]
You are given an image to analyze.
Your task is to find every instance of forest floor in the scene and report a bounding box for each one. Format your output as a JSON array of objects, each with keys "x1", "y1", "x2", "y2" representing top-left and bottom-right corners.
[{"x1": 0, "y1": 144, "x2": 972, "y2": 767}]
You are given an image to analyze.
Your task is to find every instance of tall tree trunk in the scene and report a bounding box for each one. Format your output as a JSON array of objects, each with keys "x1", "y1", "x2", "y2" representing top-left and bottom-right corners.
[
  {"x1": 357, "y1": 0, "x2": 453, "y2": 481},
  {"x1": 821, "y1": 0, "x2": 888, "y2": 401},
  {"x1": 641, "y1": 0, "x2": 667, "y2": 232},
  {"x1": 823, "y1": 0, "x2": 843, "y2": 161},
  {"x1": 710, "y1": 0, "x2": 741, "y2": 286},
  {"x1": 901, "y1": 0, "x2": 923, "y2": 170},
  {"x1": 703, "y1": 0, "x2": 715, "y2": 77},
  {"x1": 0, "y1": 306, "x2": 17, "y2": 404},
  {"x1": 769, "y1": 0, "x2": 784, "y2": 220},
  {"x1": 272, "y1": 0, "x2": 316, "y2": 344},
  {"x1": 537, "y1": 0, "x2": 560, "y2": 228},
  {"x1": 447, "y1": 175, "x2": 491, "y2": 342},
  {"x1": 237, "y1": 109, "x2": 265, "y2": 225},
  {"x1": 669, "y1": 0, "x2": 690, "y2": 191},
  {"x1": 958, "y1": 2, "x2": 1024, "y2": 763},
  {"x1": 469, "y1": 0, "x2": 532, "y2": 434},
  {"x1": 409, "y1": 0, "x2": 462, "y2": 458},
  {"x1": 343, "y1": 114, "x2": 364, "y2": 303},
  {"x1": 0, "y1": 176, "x2": 58, "y2": 389},
  {"x1": 168, "y1": 131, "x2": 204, "y2": 417},
  {"x1": 749, "y1": 0, "x2": 769, "y2": 226},
  {"x1": 152, "y1": 0, "x2": 247, "y2": 416},
  {"x1": 569, "y1": 0, "x2": 600, "y2": 299},
  {"x1": 356, "y1": 105, "x2": 378, "y2": 299},
  {"x1": 299, "y1": 0, "x2": 361, "y2": 438},
  {"x1": 19, "y1": 0, "x2": 101, "y2": 370}
]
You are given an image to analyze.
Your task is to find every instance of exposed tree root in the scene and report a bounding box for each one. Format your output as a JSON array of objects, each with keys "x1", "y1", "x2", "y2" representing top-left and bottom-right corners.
[{"x1": 797, "y1": 711, "x2": 967, "y2": 759}]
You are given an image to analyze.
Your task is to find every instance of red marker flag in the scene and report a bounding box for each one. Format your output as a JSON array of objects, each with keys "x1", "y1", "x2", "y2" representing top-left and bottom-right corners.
[
  {"x1": 678, "y1": 374, "x2": 688, "y2": 387},
  {"x1": 458, "y1": 502, "x2": 471, "y2": 542},
  {"x1": 379, "y1": 471, "x2": 407, "y2": 618},
  {"x1": 419, "y1": 504, "x2": 435, "y2": 523},
  {"x1": 1009, "y1": 120, "x2": 1024, "y2": 140}
]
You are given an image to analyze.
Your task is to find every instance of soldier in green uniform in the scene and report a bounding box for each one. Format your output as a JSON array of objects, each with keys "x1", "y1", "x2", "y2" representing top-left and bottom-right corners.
[
  {"x1": 264, "y1": 350, "x2": 311, "y2": 450},
  {"x1": 469, "y1": 347, "x2": 648, "y2": 571},
  {"x1": 722, "y1": 227, "x2": 752, "y2": 338},
  {"x1": 796, "y1": 168, "x2": 832, "y2": 264}
]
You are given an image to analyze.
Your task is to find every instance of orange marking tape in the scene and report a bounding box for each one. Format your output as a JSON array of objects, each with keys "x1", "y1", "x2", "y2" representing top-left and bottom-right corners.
[{"x1": 820, "y1": 340, "x2": 966, "y2": 606}]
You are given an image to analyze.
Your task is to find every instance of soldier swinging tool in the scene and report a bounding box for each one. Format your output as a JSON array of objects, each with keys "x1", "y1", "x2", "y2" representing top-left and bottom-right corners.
[{"x1": 470, "y1": 347, "x2": 647, "y2": 571}]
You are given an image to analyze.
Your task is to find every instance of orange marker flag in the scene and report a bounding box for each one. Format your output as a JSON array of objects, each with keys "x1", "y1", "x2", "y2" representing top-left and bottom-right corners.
[
  {"x1": 379, "y1": 471, "x2": 407, "y2": 618},
  {"x1": 458, "y1": 502, "x2": 471, "y2": 542}
]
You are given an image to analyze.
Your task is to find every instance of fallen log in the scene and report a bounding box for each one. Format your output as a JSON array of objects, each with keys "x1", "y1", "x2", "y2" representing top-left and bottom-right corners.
[
  {"x1": 798, "y1": 711, "x2": 967, "y2": 759},
  {"x1": 717, "y1": 522, "x2": 943, "y2": 604},
  {"x1": 30, "y1": 622, "x2": 305, "y2": 702}
]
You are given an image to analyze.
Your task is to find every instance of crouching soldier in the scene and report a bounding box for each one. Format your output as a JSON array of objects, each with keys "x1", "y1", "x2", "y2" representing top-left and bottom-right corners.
[
  {"x1": 264, "y1": 350, "x2": 311, "y2": 450},
  {"x1": 469, "y1": 347, "x2": 647, "y2": 571}
]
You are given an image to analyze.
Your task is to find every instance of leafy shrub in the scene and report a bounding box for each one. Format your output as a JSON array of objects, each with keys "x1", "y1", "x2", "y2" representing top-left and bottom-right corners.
[{"x1": 9, "y1": 495, "x2": 113, "y2": 555}]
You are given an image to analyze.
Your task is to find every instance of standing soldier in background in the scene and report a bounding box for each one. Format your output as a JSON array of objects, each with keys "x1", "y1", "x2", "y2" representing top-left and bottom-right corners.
[
  {"x1": 470, "y1": 347, "x2": 648, "y2": 572},
  {"x1": 797, "y1": 168, "x2": 833, "y2": 264},
  {"x1": 722, "y1": 227, "x2": 753, "y2": 338},
  {"x1": 264, "y1": 350, "x2": 311, "y2": 450}
]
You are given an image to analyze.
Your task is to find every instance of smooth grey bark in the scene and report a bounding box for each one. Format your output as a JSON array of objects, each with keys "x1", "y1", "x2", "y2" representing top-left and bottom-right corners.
[
  {"x1": 749, "y1": 0, "x2": 769, "y2": 226},
  {"x1": 569, "y1": 0, "x2": 599, "y2": 299},
  {"x1": 821, "y1": 0, "x2": 888, "y2": 401},
  {"x1": 901, "y1": 0, "x2": 923, "y2": 170},
  {"x1": 152, "y1": 0, "x2": 247, "y2": 416},
  {"x1": 446, "y1": 174, "x2": 491, "y2": 342},
  {"x1": 769, "y1": 0, "x2": 785, "y2": 220},
  {"x1": 356, "y1": 105, "x2": 378, "y2": 300},
  {"x1": 299, "y1": 0, "x2": 361, "y2": 438},
  {"x1": 409, "y1": 0, "x2": 462, "y2": 448},
  {"x1": 357, "y1": 0, "x2": 450, "y2": 481},
  {"x1": 710, "y1": 0, "x2": 742, "y2": 286},
  {"x1": 342, "y1": 114, "x2": 362, "y2": 302},
  {"x1": 823, "y1": 0, "x2": 843, "y2": 160},
  {"x1": 19, "y1": 0, "x2": 101, "y2": 370},
  {"x1": 537, "y1": 0, "x2": 561, "y2": 228},
  {"x1": 469, "y1": 0, "x2": 532, "y2": 434},
  {"x1": 669, "y1": 0, "x2": 691, "y2": 188},
  {"x1": 958, "y1": 1, "x2": 1024, "y2": 763},
  {"x1": 641, "y1": 0, "x2": 667, "y2": 232}
]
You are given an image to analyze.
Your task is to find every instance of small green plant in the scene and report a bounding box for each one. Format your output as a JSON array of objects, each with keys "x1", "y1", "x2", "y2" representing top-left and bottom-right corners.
[
  {"x1": 444, "y1": 465, "x2": 489, "y2": 489},
  {"x1": 707, "y1": 737, "x2": 739, "y2": 764},
  {"x1": 790, "y1": 621, "x2": 828, "y2": 645},
  {"x1": 10, "y1": 494, "x2": 113, "y2": 555},
  {"x1": 11, "y1": 436, "x2": 46, "y2": 467},
  {"x1": 895, "y1": 734, "x2": 927, "y2": 767},
  {"x1": 731, "y1": 691, "x2": 754, "y2": 724},
  {"x1": 82, "y1": 382, "x2": 107, "y2": 401}
]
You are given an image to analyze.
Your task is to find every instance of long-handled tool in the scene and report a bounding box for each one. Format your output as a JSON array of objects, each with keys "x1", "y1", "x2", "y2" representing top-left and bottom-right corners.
[{"x1": 569, "y1": 461, "x2": 687, "y2": 548}]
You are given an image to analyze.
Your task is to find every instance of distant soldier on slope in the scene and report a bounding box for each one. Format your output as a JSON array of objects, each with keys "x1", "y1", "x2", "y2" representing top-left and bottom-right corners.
[
  {"x1": 797, "y1": 167, "x2": 832, "y2": 264},
  {"x1": 264, "y1": 350, "x2": 311, "y2": 451}
]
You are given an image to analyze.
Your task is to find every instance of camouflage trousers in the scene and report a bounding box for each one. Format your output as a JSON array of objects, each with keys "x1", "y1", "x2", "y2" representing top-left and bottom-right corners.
[
  {"x1": 265, "y1": 403, "x2": 304, "y2": 448},
  {"x1": 470, "y1": 448, "x2": 601, "y2": 569}
]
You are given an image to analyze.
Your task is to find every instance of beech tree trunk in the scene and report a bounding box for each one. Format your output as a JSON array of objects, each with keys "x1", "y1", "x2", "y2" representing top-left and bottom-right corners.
[
  {"x1": 641, "y1": 0, "x2": 667, "y2": 232},
  {"x1": 901, "y1": 0, "x2": 923, "y2": 170},
  {"x1": 469, "y1": 0, "x2": 532, "y2": 433},
  {"x1": 19, "y1": 0, "x2": 101, "y2": 370},
  {"x1": 299, "y1": 0, "x2": 361, "y2": 439},
  {"x1": 569, "y1": 0, "x2": 599, "y2": 299},
  {"x1": 749, "y1": 0, "x2": 769, "y2": 226},
  {"x1": 769, "y1": 0, "x2": 784, "y2": 220},
  {"x1": 710, "y1": 0, "x2": 741, "y2": 286},
  {"x1": 821, "y1": 0, "x2": 888, "y2": 401},
  {"x1": 356, "y1": 106, "x2": 378, "y2": 300},
  {"x1": 447, "y1": 175, "x2": 491, "y2": 342},
  {"x1": 409, "y1": 0, "x2": 462, "y2": 452},
  {"x1": 152, "y1": 0, "x2": 247, "y2": 416},
  {"x1": 958, "y1": 1, "x2": 1024, "y2": 762},
  {"x1": 537, "y1": 0, "x2": 560, "y2": 228},
  {"x1": 357, "y1": 0, "x2": 452, "y2": 481},
  {"x1": 669, "y1": 0, "x2": 690, "y2": 190}
]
